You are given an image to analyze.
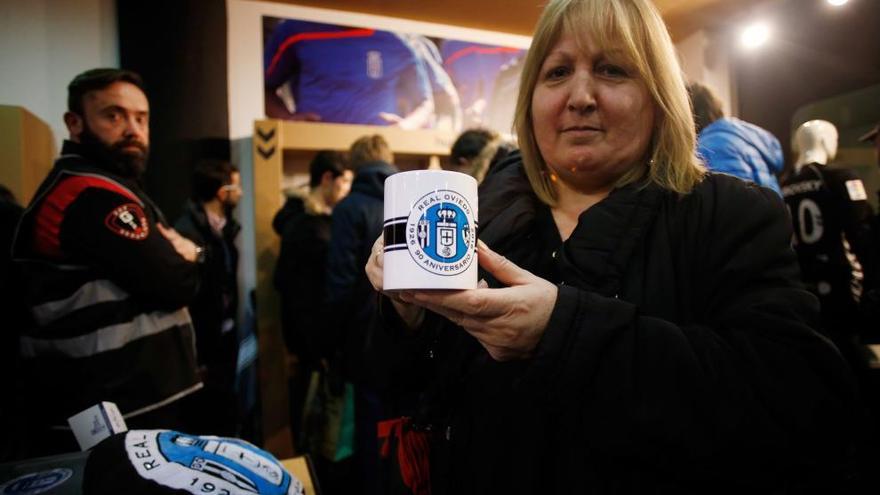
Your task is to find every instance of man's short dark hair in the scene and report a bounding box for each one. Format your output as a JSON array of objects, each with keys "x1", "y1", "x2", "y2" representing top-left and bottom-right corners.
[
  {"x1": 451, "y1": 128, "x2": 498, "y2": 163},
  {"x1": 309, "y1": 150, "x2": 348, "y2": 188},
  {"x1": 67, "y1": 68, "x2": 145, "y2": 115},
  {"x1": 192, "y1": 159, "x2": 238, "y2": 203},
  {"x1": 686, "y1": 82, "x2": 724, "y2": 135}
]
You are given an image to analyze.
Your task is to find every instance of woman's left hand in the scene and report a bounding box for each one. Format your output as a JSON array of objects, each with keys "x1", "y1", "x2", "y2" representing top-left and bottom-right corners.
[{"x1": 399, "y1": 240, "x2": 558, "y2": 361}]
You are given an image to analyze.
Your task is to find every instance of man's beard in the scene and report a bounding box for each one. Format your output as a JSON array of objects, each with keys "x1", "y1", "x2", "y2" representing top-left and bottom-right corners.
[{"x1": 79, "y1": 124, "x2": 149, "y2": 179}]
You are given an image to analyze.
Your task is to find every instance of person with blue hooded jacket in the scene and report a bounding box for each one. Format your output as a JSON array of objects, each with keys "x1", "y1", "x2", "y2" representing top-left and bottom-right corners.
[{"x1": 688, "y1": 82, "x2": 783, "y2": 194}]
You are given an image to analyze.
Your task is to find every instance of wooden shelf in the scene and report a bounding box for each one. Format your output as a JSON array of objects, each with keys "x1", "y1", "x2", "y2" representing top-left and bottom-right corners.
[{"x1": 277, "y1": 120, "x2": 456, "y2": 155}]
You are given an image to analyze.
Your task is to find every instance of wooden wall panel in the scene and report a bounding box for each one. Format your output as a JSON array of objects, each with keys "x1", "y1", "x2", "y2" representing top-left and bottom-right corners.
[{"x1": 0, "y1": 106, "x2": 55, "y2": 205}]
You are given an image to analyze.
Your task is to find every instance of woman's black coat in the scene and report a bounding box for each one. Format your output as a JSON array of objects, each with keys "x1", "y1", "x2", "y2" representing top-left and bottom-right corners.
[{"x1": 377, "y1": 155, "x2": 858, "y2": 494}]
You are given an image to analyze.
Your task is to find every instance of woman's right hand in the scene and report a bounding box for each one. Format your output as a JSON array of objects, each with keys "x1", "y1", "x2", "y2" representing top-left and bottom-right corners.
[{"x1": 365, "y1": 235, "x2": 425, "y2": 329}]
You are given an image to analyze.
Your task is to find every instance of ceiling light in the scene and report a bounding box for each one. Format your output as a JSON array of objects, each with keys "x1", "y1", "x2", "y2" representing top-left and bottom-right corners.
[
  {"x1": 827, "y1": 0, "x2": 849, "y2": 6},
  {"x1": 740, "y1": 22, "x2": 771, "y2": 50}
]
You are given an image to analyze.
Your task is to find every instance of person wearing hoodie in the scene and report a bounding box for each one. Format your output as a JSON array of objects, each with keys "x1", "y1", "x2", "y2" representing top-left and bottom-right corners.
[
  {"x1": 688, "y1": 82, "x2": 783, "y2": 194},
  {"x1": 272, "y1": 150, "x2": 351, "y2": 452},
  {"x1": 324, "y1": 134, "x2": 398, "y2": 495}
]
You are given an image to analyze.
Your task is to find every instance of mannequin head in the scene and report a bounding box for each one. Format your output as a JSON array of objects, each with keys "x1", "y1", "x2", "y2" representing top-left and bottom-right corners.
[{"x1": 793, "y1": 119, "x2": 838, "y2": 171}]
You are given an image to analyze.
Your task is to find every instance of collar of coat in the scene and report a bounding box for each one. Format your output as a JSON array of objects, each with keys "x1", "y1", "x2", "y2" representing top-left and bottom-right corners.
[{"x1": 479, "y1": 155, "x2": 664, "y2": 297}]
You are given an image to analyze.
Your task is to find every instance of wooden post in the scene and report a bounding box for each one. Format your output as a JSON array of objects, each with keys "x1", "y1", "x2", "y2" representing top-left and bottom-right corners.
[
  {"x1": 252, "y1": 119, "x2": 293, "y2": 457},
  {"x1": 0, "y1": 106, "x2": 56, "y2": 204}
]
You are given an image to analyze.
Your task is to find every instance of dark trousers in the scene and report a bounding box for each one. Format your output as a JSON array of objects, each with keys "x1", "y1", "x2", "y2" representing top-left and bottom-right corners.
[
  {"x1": 184, "y1": 332, "x2": 239, "y2": 437},
  {"x1": 354, "y1": 386, "x2": 384, "y2": 495}
]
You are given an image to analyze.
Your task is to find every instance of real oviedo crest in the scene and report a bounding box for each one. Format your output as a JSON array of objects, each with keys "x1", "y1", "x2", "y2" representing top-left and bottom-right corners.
[
  {"x1": 394, "y1": 190, "x2": 476, "y2": 277},
  {"x1": 407, "y1": 190, "x2": 476, "y2": 275},
  {"x1": 384, "y1": 170, "x2": 478, "y2": 290}
]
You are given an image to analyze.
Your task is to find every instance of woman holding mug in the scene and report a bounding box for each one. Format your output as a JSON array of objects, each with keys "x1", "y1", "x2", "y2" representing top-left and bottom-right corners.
[{"x1": 366, "y1": 0, "x2": 857, "y2": 492}]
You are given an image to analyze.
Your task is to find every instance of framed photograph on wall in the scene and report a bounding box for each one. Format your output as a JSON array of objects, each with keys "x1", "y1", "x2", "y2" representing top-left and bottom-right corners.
[
  {"x1": 261, "y1": 16, "x2": 526, "y2": 135},
  {"x1": 227, "y1": 1, "x2": 532, "y2": 140}
]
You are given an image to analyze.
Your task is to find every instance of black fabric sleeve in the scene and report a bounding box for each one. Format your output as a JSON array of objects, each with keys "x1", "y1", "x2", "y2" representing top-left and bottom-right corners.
[
  {"x1": 324, "y1": 204, "x2": 363, "y2": 308},
  {"x1": 61, "y1": 187, "x2": 199, "y2": 310},
  {"x1": 281, "y1": 218, "x2": 332, "y2": 355},
  {"x1": 365, "y1": 294, "x2": 448, "y2": 396},
  {"x1": 285, "y1": 220, "x2": 331, "y2": 308},
  {"x1": 322, "y1": 203, "x2": 366, "y2": 358},
  {"x1": 173, "y1": 215, "x2": 206, "y2": 247},
  {"x1": 520, "y1": 181, "x2": 858, "y2": 480},
  {"x1": 827, "y1": 169, "x2": 875, "y2": 281}
]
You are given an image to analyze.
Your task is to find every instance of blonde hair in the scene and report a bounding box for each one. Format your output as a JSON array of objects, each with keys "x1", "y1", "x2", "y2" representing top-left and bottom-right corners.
[
  {"x1": 514, "y1": 0, "x2": 705, "y2": 206},
  {"x1": 349, "y1": 134, "x2": 393, "y2": 169}
]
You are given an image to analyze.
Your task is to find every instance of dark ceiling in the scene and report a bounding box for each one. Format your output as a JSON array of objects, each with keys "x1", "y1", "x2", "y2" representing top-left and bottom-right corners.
[{"x1": 733, "y1": 0, "x2": 880, "y2": 167}]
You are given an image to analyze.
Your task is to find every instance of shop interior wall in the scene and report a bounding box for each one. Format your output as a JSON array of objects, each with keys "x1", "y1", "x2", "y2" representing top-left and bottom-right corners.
[
  {"x1": 0, "y1": 0, "x2": 118, "y2": 156},
  {"x1": 677, "y1": 29, "x2": 734, "y2": 117},
  {"x1": 117, "y1": 0, "x2": 230, "y2": 223}
]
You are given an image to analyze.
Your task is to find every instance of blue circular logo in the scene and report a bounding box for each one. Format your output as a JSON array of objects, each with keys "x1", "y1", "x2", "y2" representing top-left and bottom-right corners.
[
  {"x1": 406, "y1": 190, "x2": 476, "y2": 276},
  {"x1": 0, "y1": 469, "x2": 73, "y2": 495}
]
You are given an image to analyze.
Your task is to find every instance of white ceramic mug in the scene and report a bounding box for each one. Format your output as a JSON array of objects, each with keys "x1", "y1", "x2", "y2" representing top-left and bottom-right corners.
[{"x1": 383, "y1": 170, "x2": 478, "y2": 290}]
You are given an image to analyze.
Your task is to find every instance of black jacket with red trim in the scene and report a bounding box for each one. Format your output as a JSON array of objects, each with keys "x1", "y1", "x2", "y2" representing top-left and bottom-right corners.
[{"x1": 12, "y1": 140, "x2": 201, "y2": 430}]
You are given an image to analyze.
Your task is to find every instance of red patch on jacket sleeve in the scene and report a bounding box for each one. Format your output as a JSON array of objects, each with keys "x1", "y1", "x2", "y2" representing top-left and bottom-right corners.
[{"x1": 104, "y1": 203, "x2": 150, "y2": 240}]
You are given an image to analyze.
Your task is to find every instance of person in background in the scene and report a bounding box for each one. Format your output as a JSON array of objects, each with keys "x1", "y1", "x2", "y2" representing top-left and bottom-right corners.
[
  {"x1": 688, "y1": 82, "x2": 784, "y2": 194},
  {"x1": 0, "y1": 185, "x2": 25, "y2": 460},
  {"x1": 272, "y1": 150, "x2": 352, "y2": 451},
  {"x1": 0, "y1": 185, "x2": 22, "y2": 255},
  {"x1": 857, "y1": 117, "x2": 880, "y2": 486},
  {"x1": 449, "y1": 128, "x2": 516, "y2": 184},
  {"x1": 860, "y1": 120, "x2": 880, "y2": 202},
  {"x1": 12, "y1": 68, "x2": 202, "y2": 456},
  {"x1": 860, "y1": 120, "x2": 880, "y2": 310},
  {"x1": 366, "y1": 0, "x2": 858, "y2": 492},
  {"x1": 325, "y1": 135, "x2": 398, "y2": 495},
  {"x1": 174, "y1": 159, "x2": 243, "y2": 437}
]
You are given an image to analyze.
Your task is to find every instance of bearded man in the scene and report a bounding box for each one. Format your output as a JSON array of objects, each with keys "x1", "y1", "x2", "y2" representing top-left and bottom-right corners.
[{"x1": 12, "y1": 68, "x2": 203, "y2": 455}]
